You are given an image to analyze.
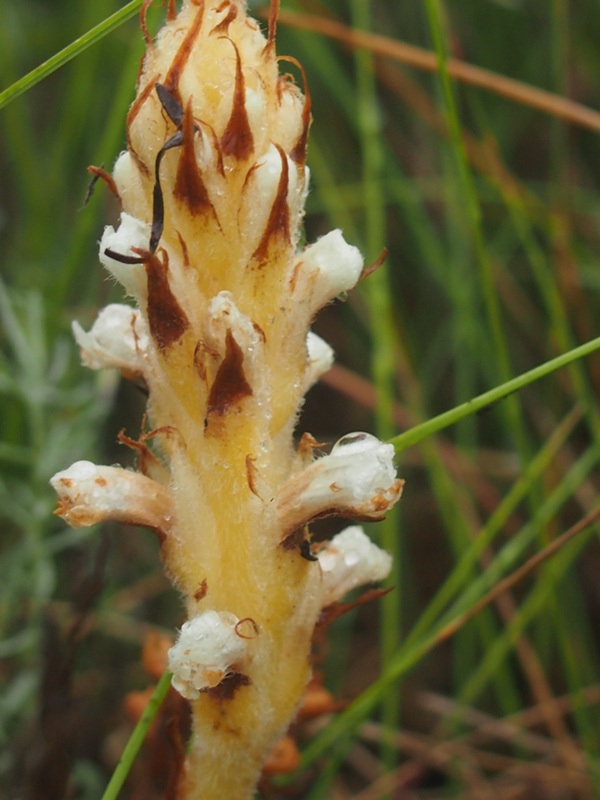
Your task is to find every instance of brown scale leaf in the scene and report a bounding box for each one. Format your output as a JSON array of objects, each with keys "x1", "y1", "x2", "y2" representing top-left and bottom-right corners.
[
  {"x1": 278, "y1": 56, "x2": 312, "y2": 165},
  {"x1": 251, "y1": 144, "x2": 290, "y2": 264},
  {"x1": 206, "y1": 329, "x2": 253, "y2": 417},
  {"x1": 163, "y1": 2, "x2": 205, "y2": 99},
  {"x1": 174, "y1": 99, "x2": 216, "y2": 215},
  {"x1": 220, "y1": 39, "x2": 254, "y2": 160},
  {"x1": 209, "y1": 1, "x2": 238, "y2": 36},
  {"x1": 133, "y1": 248, "x2": 190, "y2": 350}
]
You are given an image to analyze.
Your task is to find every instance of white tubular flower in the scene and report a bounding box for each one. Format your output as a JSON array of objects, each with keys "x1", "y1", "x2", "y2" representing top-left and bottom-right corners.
[
  {"x1": 99, "y1": 212, "x2": 150, "y2": 297},
  {"x1": 303, "y1": 331, "x2": 334, "y2": 392},
  {"x1": 318, "y1": 526, "x2": 393, "y2": 607},
  {"x1": 50, "y1": 1, "x2": 407, "y2": 795},
  {"x1": 50, "y1": 460, "x2": 173, "y2": 537},
  {"x1": 72, "y1": 303, "x2": 148, "y2": 375},
  {"x1": 168, "y1": 611, "x2": 249, "y2": 700},
  {"x1": 112, "y1": 151, "x2": 149, "y2": 219},
  {"x1": 294, "y1": 230, "x2": 364, "y2": 315},
  {"x1": 276, "y1": 433, "x2": 403, "y2": 535}
]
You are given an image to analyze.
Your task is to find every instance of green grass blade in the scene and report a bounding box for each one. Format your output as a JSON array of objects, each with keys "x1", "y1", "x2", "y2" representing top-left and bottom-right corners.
[
  {"x1": 390, "y1": 335, "x2": 600, "y2": 452},
  {"x1": 0, "y1": 0, "x2": 144, "y2": 110},
  {"x1": 100, "y1": 670, "x2": 172, "y2": 800}
]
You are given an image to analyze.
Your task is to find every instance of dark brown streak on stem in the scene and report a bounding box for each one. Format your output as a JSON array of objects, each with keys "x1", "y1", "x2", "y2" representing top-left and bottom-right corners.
[
  {"x1": 220, "y1": 38, "x2": 254, "y2": 161},
  {"x1": 251, "y1": 144, "x2": 290, "y2": 264}
]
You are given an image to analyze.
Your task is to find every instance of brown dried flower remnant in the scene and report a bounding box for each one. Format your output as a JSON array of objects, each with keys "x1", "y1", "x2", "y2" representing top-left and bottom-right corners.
[{"x1": 51, "y1": 2, "x2": 403, "y2": 798}]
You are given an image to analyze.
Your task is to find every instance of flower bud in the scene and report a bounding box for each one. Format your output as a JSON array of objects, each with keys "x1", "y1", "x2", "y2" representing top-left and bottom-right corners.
[
  {"x1": 72, "y1": 303, "x2": 148, "y2": 375},
  {"x1": 293, "y1": 230, "x2": 364, "y2": 315},
  {"x1": 303, "y1": 331, "x2": 334, "y2": 391},
  {"x1": 99, "y1": 212, "x2": 150, "y2": 297},
  {"x1": 168, "y1": 610, "x2": 249, "y2": 700},
  {"x1": 318, "y1": 526, "x2": 393, "y2": 607}
]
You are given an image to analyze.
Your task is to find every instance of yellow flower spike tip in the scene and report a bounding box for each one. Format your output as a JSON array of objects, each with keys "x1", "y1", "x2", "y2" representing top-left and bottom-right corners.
[{"x1": 50, "y1": 2, "x2": 403, "y2": 797}]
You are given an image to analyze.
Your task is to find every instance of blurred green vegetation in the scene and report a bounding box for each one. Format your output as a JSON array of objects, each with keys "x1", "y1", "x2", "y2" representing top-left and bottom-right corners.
[{"x1": 2, "y1": 0, "x2": 600, "y2": 797}]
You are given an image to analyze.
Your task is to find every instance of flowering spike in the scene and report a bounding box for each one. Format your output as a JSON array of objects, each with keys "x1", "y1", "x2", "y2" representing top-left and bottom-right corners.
[{"x1": 51, "y1": 3, "x2": 404, "y2": 797}]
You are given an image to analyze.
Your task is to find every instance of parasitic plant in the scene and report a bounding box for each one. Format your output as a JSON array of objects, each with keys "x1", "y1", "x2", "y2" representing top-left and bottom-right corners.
[{"x1": 50, "y1": 1, "x2": 403, "y2": 797}]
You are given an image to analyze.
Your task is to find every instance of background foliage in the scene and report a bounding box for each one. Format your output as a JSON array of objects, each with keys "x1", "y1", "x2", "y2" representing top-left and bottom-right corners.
[{"x1": 2, "y1": 0, "x2": 600, "y2": 797}]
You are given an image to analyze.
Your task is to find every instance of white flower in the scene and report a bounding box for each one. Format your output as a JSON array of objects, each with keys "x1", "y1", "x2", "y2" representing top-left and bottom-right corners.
[
  {"x1": 168, "y1": 610, "x2": 249, "y2": 699},
  {"x1": 318, "y1": 526, "x2": 392, "y2": 607},
  {"x1": 276, "y1": 432, "x2": 403, "y2": 535},
  {"x1": 303, "y1": 331, "x2": 334, "y2": 391},
  {"x1": 295, "y1": 230, "x2": 363, "y2": 314},
  {"x1": 99, "y1": 212, "x2": 150, "y2": 297},
  {"x1": 50, "y1": 460, "x2": 172, "y2": 536},
  {"x1": 72, "y1": 303, "x2": 148, "y2": 375},
  {"x1": 112, "y1": 151, "x2": 149, "y2": 218}
]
